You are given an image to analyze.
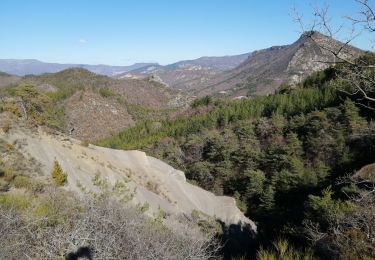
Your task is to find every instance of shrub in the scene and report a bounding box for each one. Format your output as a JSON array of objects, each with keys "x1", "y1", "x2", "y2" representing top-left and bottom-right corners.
[
  {"x1": 32, "y1": 192, "x2": 78, "y2": 226},
  {"x1": 80, "y1": 140, "x2": 90, "y2": 147},
  {"x1": 12, "y1": 175, "x2": 31, "y2": 189},
  {"x1": 30, "y1": 180, "x2": 45, "y2": 194},
  {"x1": 99, "y1": 87, "x2": 116, "y2": 98},
  {"x1": 234, "y1": 191, "x2": 247, "y2": 213},
  {"x1": 0, "y1": 167, "x2": 15, "y2": 182},
  {"x1": 191, "y1": 96, "x2": 213, "y2": 108},
  {"x1": 51, "y1": 160, "x2": 67, "y2": 186},
  {"x1": 256, "y1": 238, "x2": 314, "y2": 260},
  {"x1": 0, "y1": 194, "x2": 220, "y2": 259},
  {"x1": 3, "y1": 103, "x2": 21, "y2": 117},
  {"x1": 0, "y1": 193, "x2": 31, "y2": 210},
  {"x1": 2, "y1": 123, "x2": 11, "y2": 133},
  {"x1": 146, "y1": 181, "x2": 160, "y2": 194},
  {"x1": 5, "y1": 143, "x2": 13, "y2": 151}
]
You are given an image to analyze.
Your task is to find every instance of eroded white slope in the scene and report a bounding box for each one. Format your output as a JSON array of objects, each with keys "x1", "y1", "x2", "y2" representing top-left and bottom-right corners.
[{"x1": 5, "y1": 127, "x2": 256, "y2": 231}]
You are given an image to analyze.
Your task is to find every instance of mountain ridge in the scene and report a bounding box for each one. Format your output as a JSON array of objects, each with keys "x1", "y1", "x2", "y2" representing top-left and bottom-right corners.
[
  {"x1": 196, "y1": 31, "x2": 364, "y2": 96},
  {"x1": 1, "y1": 32, "x2": 365, "y2": 96},
  {"x1": 0, "y1": 59, "x2": 158, "y2": 76},
  {"x1": 0, "y1": 52, "x2": 250, "y2": 77}
]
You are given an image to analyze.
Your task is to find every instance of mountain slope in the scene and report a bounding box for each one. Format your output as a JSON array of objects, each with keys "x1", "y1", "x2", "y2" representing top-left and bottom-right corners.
[
  {"x1": 19, "y1": 68, "x2": 188, "y2": 109},
  {"x1": 124, "y1": 68, "x2": 223, "y2": 91},
  {"x1": 104, "y1": 53, "x2": 250, "y2": 91},
  {"x1": 2, "y1": 68, "x2": 189, "y2": 140},
  {"x1": 196, "y1": 32, "x2": 363, "y2": 96},
  {"x1": 166, "y1": 53, "x2": 250, "y2": 71}
]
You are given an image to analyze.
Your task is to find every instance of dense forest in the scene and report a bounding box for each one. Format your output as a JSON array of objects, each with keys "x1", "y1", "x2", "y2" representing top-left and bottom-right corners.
[{"x1": 98, "y1": 55, "x2": 375, "y2": 259}]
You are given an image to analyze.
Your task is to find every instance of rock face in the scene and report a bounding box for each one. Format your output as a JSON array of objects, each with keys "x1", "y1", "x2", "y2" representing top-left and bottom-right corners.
[
  {"x1": 195, "y1": 32, "x2": 363, "y2": 97},
  {"x1": 3, "y1": 125, "x2": 256, "y2": 231}
]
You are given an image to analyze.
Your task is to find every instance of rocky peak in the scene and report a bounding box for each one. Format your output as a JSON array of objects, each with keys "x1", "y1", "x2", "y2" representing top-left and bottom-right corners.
[{"x1": 195, "y1": 32, "x2": 363, "y2": 96}]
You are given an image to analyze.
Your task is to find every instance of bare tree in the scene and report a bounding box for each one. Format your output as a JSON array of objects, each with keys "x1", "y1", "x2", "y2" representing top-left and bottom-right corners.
[
  {"x1": 292, "y1": 0, "x2": 375, "y2": 110},
  {"x1": 303, "y1": 172, "x2": 375, "y2": 258},
  {"x1": 0, "y1": 192, "x2": 221, "y2": 260}
]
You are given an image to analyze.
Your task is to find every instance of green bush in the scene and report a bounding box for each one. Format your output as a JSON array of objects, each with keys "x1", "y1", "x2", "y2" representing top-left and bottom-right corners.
[
  {"x1": 99, "y1": 87, "x2": 116, "y2": 98},
  {"x1": 12, "y1": 175, "x2": 31, "y2": 189},
  {"x1": 0, "y1": 167, "x2": 15, "y2": 182},
  {"x1": 257, "y1": 238, "x2": 314, "y2": 260},
  {"x1": 191, "y1": 96, "x2": 213, "y2": 108},
  {"x1": 0, "y1": 193, "x2": 31, "y2": 210},
  {"x1": 32, "y1": 192, "x2": 76, "y2": 226}
]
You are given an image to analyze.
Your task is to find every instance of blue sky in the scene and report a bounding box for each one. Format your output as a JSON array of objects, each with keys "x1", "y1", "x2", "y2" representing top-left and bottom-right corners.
[{"x1": 0, "y1": 0, "x2": 373, "y2": 65}]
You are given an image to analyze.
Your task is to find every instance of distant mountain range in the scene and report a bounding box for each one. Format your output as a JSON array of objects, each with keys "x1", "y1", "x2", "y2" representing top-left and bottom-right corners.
[
  {"x1": 0, "y1": 53, "x2": 249, "y2": 77},
  {"x1": 0, "y1": 32, "x2": 365, "y2": 96},
  {"x1": 115, "y1": 53, "x2": 250, "y2": 91},
  {"x1": 0, "y1": 59, "x2": 158, "y2": 76}
]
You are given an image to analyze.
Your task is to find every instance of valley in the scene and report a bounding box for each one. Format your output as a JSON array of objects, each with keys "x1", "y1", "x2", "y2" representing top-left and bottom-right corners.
[{"x1": 0, "y1": 0, "x2": 374, "y2": 258}]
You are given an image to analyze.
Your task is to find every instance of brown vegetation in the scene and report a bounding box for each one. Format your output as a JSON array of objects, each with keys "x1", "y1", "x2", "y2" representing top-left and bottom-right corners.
[{"x1": 0, "y1": 191, "x2": 221, "y2": 259}]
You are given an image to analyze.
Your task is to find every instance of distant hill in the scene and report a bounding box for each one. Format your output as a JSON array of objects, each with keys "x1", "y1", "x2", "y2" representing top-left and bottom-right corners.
[
  {"x1": 118, "y1": 53, "x2": 249, "y2": 91},
  {"x1": 0, "y1": 71, "x2": 20, "y2": 87},
  {"x1": 2, "y1": 68, "x2": 190, "y2": 140},
  {"x1": 19, "y1": 68, "x2": 188, "y2": 109},
  {"x1": 196, "y1": 32, "x2": 363, "y2": 97},
  {"x1": 0, "y1": 59, "x2": 157, "y2": 76}
]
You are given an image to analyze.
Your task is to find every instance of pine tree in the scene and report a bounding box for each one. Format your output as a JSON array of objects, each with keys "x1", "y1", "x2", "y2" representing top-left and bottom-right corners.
[
  {"x1": 260, "y1": 185, "x2": 275, "y2": 211},
  {"x1": 51, "y1": 160, "x2": 67, "y2": 186}
]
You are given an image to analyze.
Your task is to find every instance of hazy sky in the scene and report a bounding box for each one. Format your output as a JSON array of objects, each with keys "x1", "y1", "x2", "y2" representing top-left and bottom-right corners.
[{"x1": 1, "y1": 0, "x2": 373, "y2": 65}]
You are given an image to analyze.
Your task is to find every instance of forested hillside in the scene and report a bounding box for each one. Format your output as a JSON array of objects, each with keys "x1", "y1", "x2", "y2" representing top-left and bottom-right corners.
[{"x1": 98, "y1": 54, "x2": 375, "y2": 259}]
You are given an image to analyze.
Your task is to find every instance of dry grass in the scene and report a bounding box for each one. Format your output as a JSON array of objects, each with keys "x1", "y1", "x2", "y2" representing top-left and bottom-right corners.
[
  {"x1": 1, "y1": 123, "x2": 11, "y2": 133},
  {"x1": 0, "y1": 191, "x2": 221, "y2": 259}
]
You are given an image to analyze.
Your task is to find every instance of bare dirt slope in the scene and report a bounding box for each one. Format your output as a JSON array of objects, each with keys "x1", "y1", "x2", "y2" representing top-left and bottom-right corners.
[
  {"x1": 63, "y1": 90, "x2": 135, "y2": 140},
  {"x1": 109, "y1": 77, "x2": 189, "y2": 108},
  {"x1": 1, "y1": 121, "x2": 256, "y2": 230}
]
